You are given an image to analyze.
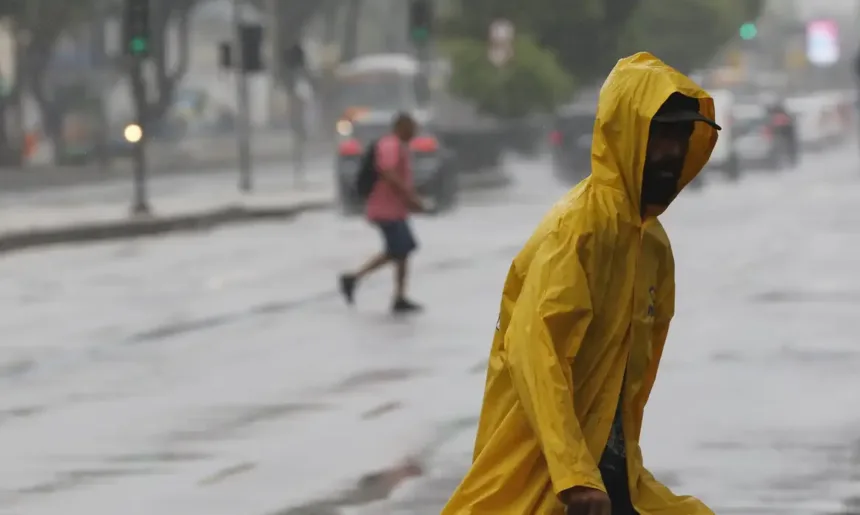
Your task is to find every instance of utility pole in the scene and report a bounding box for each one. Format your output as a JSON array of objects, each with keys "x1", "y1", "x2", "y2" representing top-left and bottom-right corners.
[
  {"x1": 123, "y1": 0, "x2": 152, "y2": 215},
  {"x1": 233, "y1": 0, "x2": 253, "y2": 192},
  {"x1": 268, "y1": 0, "x2": 281, "y2": 126}
]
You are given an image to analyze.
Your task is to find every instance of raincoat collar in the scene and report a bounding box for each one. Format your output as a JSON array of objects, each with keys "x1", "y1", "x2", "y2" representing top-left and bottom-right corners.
[{"x1": 589, "y1": 52, "x2": 719, "y2": 222}]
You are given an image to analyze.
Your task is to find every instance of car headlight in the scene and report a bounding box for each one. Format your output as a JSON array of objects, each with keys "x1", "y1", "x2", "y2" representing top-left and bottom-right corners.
[{"x1": 336, "y1": 119, "x2": 353, "y2": 136}]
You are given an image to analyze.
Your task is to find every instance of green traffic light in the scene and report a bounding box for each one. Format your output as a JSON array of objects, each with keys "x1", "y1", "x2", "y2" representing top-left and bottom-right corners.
[
  {"x1": 411, "y1": 27, "x2": 429, "y2": 42},
  {"x1": 739, "y1": 23, "x2": 757, "y2": 40},
  {"x1": 129, "y1": 37, "x2": 148, "y2": 53}
]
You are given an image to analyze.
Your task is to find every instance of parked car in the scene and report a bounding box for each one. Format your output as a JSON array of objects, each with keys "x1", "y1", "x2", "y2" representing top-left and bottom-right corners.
[
  {"x1": 702, "y1": 89, "x2": 740, "y2": 181},
  {"x1": 785, "y1": 93, "x2": 845, "y2": 151},
  {"x1": 549, "y1": 102, "x2": 595, "y2": 184},
  {"x1": 733, "y1": 103, "x2": 796, "y2": 170}
]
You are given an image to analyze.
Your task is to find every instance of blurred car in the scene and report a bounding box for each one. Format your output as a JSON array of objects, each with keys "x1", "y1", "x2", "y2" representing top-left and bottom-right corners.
[
  {"x1": 549, "y1": 102, "x2": 595, "y2": 184},
  {"x1": 334, "y1": 110, "x2": 456, "y2": 216},
  {"x1": 785, "y1": 93, "x2": 846, "y2": 151},
  {"x1": 702, "y1": 89, "x2": 740, "y2": 181},
  {"x1": 732, "y1": 103, "x2": 796, "y2": 170}
]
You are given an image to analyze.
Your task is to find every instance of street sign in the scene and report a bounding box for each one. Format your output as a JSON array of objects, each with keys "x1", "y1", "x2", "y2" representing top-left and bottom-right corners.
[
  {"x1": 806, "y1": 19, "x2": 839, "y2": 67},
  {"x1": 489, "y1": 19, "x2": 514, "y2": 44},
  {"x1": 488, "y1": 19, "x2": 514, "y2": 67}
]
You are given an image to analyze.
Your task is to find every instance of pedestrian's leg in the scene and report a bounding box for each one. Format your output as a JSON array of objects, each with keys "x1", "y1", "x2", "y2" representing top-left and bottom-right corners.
[
  {"x1": 339, "y1": 253, "x2": 389, "y2": 305},
  {"x1": 394, "y1": 257, "x2": 408, "y2": 300},
  {"x1": 389, "y1": 220, "x2": 421, "y2": 312},
  {"x1": 356, "y1": 253, "x2": 390, "y2": 279}
]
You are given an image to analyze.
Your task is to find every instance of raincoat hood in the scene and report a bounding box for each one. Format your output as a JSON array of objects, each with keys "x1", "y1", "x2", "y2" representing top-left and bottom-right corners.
[{"x1": 591, "y1": 52, "x2": 718, "y2": 216}]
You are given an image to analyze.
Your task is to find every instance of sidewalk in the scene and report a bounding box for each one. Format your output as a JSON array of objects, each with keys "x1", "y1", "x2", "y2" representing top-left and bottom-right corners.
[{"x1": 0, "y1": 172, "x2": 333, "y2": 255}]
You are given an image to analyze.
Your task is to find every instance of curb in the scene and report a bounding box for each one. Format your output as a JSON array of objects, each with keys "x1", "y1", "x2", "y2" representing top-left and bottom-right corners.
[
  {"x1": 0, "y1": 168, "x2": 512, "y2": 256},
  {"x1": 0, "y1": 200, "x2": 332, "y2": 256}
]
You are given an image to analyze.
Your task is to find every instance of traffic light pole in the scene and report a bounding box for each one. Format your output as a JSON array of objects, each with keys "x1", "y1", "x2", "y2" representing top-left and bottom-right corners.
[
  {"x1": 129, "y1": 57, "x2": 150, "y2": 215},
  {"x1": 233, "y1": 0, "x2": 253, "y2": 192},
  {"x1": 409, "y1": 0, "x2": 433, "y2": 105},
  {"x1": 123, "y1": 0, "x2": 151, "y2": 215}
]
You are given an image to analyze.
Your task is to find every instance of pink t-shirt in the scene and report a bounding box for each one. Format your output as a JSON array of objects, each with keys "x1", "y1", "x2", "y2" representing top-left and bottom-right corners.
[{"x1": 365, "y1": 134, "x2": 413, "y2": 221}]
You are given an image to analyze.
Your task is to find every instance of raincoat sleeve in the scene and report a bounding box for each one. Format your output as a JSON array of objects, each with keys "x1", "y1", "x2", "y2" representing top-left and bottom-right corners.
[{"x1": 504, "y1": 227, "x2": 604, "y2": 495}]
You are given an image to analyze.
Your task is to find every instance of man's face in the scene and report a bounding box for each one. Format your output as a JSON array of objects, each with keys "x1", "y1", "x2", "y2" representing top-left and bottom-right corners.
[{"x1": 641, "y1": 121, "x2": 693, "y2": 215}]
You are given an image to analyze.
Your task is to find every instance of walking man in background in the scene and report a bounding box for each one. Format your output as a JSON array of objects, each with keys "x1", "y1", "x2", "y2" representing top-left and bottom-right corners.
[{"x1": 339, "y1": 112, "x2": 426, "y2": 313}]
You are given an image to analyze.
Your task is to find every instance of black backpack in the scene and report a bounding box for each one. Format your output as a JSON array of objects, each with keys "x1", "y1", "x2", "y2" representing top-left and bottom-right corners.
[{"x1": 355, "y1": 139, "x2": 379, "y2": 198}]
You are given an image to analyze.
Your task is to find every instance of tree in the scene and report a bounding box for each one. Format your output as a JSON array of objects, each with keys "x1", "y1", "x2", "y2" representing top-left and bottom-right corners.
[
  {"x1": 440, "y1": 0, "x2": 641, "y2": 86},
  {"x1": 123, "y1": 0, "x2": 197, "y2": 128},
  {"x1": 443, "y1": 35, "x2": 575, "y2": 119},
  {"x1": 617, "y1": 0, "x2": 767, "y2": 74}
]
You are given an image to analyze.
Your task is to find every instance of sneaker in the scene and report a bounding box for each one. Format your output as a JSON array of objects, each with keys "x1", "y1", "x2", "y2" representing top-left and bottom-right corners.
[
  {"x1": 339, "y1": 274, "x2": 357, "y2": 305},
  {"x1": 392, "y1": 297, "x2": 422, "y2": 314}
]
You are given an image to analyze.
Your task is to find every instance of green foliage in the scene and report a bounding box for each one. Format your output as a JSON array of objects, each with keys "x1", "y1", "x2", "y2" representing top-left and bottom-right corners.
[
  {"x1": 442, "y1": 0, "x2": 764, "y2": 85},
  {"x1": 443, "y1": 35, "x2": 575, "y2": 119},
  {"x1": 617, "y1": 0, "x2": 768, "y2": 73},
  {"x1": 441, "y1": 0, "x2": 640, "y2": 85}
]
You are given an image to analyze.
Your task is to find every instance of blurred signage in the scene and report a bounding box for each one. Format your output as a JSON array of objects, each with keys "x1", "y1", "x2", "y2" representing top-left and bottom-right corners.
[
  {"x1": 806, "y1": 19, "x2": 839, "y2": 66},
  {"x1": 488, "y1": 19, "x2": 514, "y2": 67}
]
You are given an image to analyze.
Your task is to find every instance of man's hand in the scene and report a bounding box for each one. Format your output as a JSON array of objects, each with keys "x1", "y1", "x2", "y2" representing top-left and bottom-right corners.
[
  {"x1": 409, "y1": 195, "x2": 430, "y2": 213},
  {"x1": 560, "y1": 486, "x2": 611, "y2": 515}
]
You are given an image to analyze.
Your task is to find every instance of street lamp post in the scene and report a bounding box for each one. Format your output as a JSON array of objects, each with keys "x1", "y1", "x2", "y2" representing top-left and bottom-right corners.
[{"x1": 233, "y1": 0, "x2": 253, "y2": 192}]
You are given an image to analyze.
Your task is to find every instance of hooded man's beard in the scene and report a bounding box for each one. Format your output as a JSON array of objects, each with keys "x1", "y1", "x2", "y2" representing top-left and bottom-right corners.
[{"x1": 641, "y1": 158, "x2": 684, "y2": 211}]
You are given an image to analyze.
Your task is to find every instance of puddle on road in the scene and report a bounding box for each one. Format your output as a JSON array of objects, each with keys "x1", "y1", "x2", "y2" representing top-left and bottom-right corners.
[
  {"x1": 330, "y1": 368, "x2": 423, "y2": 393},
  {"x1": 0, "y1": 405, "x2": 43, "y2": 426},
  {"x1": 0, "y1": 358, "x2": 36, "y2": 379},
  {"x1": 126, "y1": 292, "x2": 338, "y2": 344},
  {"x1": 750, "y1": 289, "x2": 860, "y2": 304},
  {"x1": 198, "y1": 461, "x2": 256, "y2": 486},
  {"x1": 14, "y1": 468, "x2": 156, "y2": 498},
  {"x1": 270, "y1": 459, "x2": 424, "y2": 515},
  {"x1": 123, "y1": 244, "x2": 521, "y2": 346},
  {"x1": 361, "y1": 400, "x2": 403, "y2": 420},
  {"x1": 167, "y1": 402, "x2": 329, "y2": 442},
  {"x1": 109, "y1": 451, "x2": 210, "y2": 464}
]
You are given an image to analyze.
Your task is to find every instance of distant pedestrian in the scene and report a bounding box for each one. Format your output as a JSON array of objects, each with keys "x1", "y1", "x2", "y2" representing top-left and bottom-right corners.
[{"x1": 338, "y1": 112, "x2": 427, "y2": 313}]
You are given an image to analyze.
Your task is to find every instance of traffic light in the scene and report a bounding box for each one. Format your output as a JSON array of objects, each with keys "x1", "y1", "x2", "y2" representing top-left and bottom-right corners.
[
  {"x1": 408, "y1": 0, "x2": 432, "y2": 44},
  {"x1": 217, "y1": 25, "x2": 264, "y2": 72},
  {"x1": 740, "y1": 22, "x2": 757, "y2": 40},
  {"x1": 240, "y1": 24, "x2": 263, "y2": 72},
  {"x1": 123, "y1": 0, "x2": 150, "y2": 57}
]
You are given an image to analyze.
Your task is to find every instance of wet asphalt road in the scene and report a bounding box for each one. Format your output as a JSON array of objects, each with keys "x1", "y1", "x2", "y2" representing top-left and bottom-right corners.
[{"x1": 2, "y1": 151, "x2": 860, "y2": 514}]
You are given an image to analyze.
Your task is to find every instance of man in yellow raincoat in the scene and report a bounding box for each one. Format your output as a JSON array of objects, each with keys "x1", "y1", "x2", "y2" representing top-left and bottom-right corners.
[{"x1": 443, "y1": 53, "x2": 721, "y2": 515}]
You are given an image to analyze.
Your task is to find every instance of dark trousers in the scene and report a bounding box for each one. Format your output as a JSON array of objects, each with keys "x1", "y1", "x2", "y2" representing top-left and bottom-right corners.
[{"x1": 604, "y1": 474, "x2": 638, "y2": 515}]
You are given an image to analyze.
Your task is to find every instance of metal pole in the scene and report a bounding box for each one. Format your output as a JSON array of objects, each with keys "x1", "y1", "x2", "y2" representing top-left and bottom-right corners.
[
  {"x1": 233, "y1": 0, "x2": 253, "y2": 192},
  {"x1": 268, "y1": 0, "x2": 281, "y2": 126},
  {"x1": 129, "y1": 58, "x2": 150, "y2": 215}
]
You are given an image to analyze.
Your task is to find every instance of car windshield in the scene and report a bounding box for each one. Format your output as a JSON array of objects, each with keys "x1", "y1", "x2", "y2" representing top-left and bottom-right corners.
[
  {"x1": 734, "y1": 115, "x2": 766, "y2": 136},
  {"x1": 337, "y1": 72, "x2": 417, "y2": 111}
]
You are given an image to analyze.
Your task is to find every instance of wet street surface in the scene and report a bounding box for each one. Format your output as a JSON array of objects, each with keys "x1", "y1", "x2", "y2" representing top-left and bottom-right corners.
[{"x1": 2, "y1": 152, "x2": 860, "y2": 514}]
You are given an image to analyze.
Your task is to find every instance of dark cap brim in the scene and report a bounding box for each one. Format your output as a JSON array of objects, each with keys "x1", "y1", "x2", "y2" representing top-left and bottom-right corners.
[{"x1": 653, "y1": 110, "x2": 722, "y2": 131}]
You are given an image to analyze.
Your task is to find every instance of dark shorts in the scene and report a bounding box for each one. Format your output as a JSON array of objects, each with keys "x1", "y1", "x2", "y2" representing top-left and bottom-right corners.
[{"x1": 375, "y1": 219, "x2": 417, "y2": 259}]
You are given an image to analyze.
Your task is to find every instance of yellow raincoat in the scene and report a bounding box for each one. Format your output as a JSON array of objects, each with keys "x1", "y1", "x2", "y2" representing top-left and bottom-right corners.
[{"x1": 443, "y1": 53, "x2": 719, "y2": 514}]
